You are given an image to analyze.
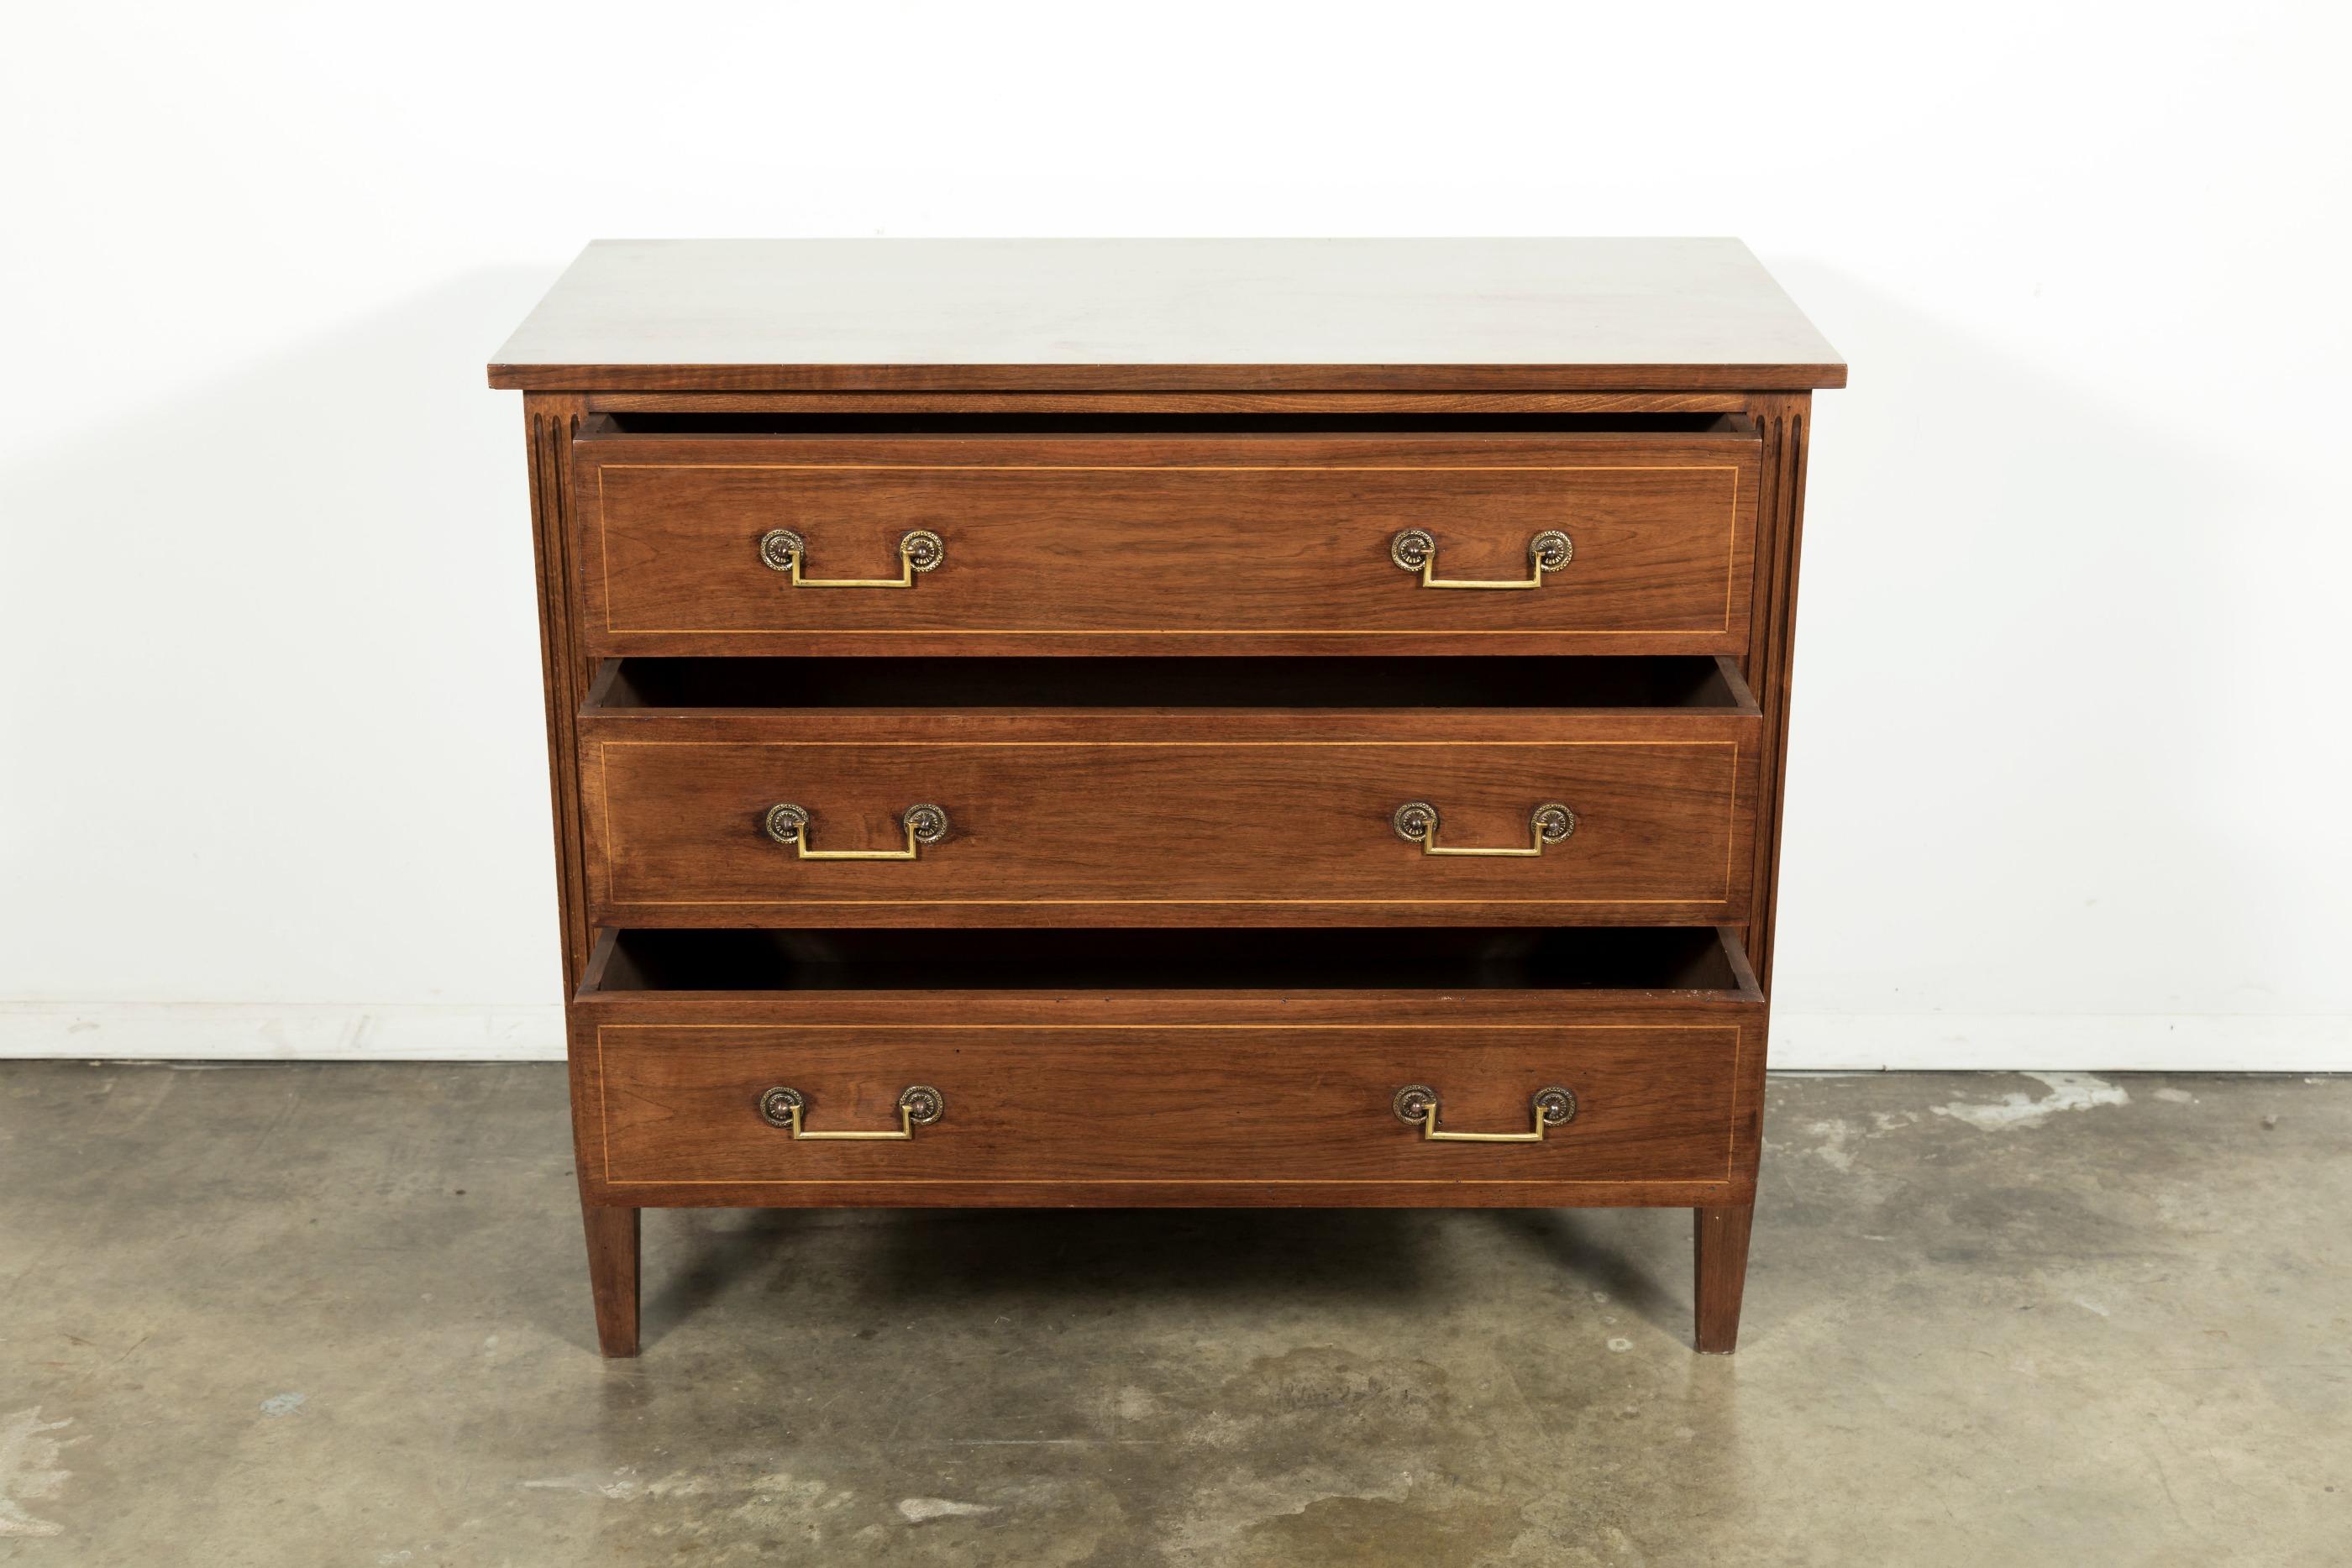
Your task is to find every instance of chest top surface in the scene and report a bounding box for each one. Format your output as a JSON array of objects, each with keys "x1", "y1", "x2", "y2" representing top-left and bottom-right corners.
[{"x1": 488, "y1": 238, "x2": 1843, "y2": 394}]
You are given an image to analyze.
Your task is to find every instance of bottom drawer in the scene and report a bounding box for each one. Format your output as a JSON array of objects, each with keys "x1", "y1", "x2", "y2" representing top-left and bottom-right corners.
[{"x1": 570, "y1": 927, "x2": 1765, "y2": 1208}]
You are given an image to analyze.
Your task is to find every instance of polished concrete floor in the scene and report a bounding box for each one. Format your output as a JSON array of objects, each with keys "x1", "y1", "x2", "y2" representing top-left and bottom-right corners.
[{"x1": 0, "y1": 1063, "x2": 2344, "y2": 1565}]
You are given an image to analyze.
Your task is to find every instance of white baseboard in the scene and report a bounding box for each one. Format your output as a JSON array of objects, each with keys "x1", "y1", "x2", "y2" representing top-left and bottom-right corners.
[
  {"x1": 0, "y1": 1004, "x2": 2344, "y2": 1072},
  {"x1": 1771, "y1": 1012, "x2": 2351, "y2": 1073},
  {"x1": 0, "y1": 1003, "x2": 565, "y2": 1061}
]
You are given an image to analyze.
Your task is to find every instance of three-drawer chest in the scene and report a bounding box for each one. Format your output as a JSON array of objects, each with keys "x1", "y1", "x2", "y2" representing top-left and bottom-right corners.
[{"x1": 489, "y1": 239, "x2": 1844, "y2": 1356}]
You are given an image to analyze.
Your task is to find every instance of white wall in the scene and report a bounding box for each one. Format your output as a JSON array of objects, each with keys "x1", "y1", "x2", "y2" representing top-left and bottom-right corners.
[{"x1": 3, "y1": 1, "x2": 2346, "y2": 1067}]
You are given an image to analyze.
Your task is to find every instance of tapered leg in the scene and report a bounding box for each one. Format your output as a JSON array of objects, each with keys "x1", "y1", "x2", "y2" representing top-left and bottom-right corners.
[
  {"x1": 581, "y1": 1203, "x2": 641, "y2": 1357},
  {"x1": 1693, "y1": 1204, "x2": 1754, "y2": 1354}
]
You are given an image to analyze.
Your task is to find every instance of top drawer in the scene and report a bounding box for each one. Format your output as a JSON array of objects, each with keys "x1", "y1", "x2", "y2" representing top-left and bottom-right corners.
[{"x1": 570, "y1": 414, "x2": 1760, "y2": 657}]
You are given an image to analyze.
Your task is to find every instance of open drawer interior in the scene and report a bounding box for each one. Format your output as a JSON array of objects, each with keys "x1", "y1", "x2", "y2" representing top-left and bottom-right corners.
[
  {"x1": 587, "y1": 656, "x2": 1758, "y2": 713},
  {"x1": 586, "y1": 411, "x2": 1756, "y2": 438},
  {"x1": 582, "y1": 926, "x2": 1761, "y2": 997}
]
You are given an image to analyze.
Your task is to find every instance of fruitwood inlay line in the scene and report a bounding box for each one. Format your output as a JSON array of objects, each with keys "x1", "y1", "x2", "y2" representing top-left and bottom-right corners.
[
  {"x1": 594, "y1": 1023, "x2": 1745, "y2": 1186},
  {"x1": 593, "y1": 464, "x2": 1745, "y2": 637}
]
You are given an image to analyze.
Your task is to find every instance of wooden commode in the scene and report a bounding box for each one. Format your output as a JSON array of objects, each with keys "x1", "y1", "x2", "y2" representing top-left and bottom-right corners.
[{"x1": 489, "y1": 239, "x2": 1844, "y2": 1356}]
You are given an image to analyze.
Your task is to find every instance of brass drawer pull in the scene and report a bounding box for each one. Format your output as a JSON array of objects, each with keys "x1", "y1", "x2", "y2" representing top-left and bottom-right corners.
[
  {"x1": 1389, "y1": 527, "x2": 1571, "y2": 590},
  {"x1": 1392, "y1": 800, "x2": 1575, "y2": 857},
  {"x1": 1394, "y1": 1084, "x2": 1576, "y2": 1143},
  {"x1": 759, "y1": 1085, "x2": 944, "y2": 1140},
  {"x1": 758, "y1": 527, "x2": 945, "y2": 587},
  {"x1": 764, "y1": 803, "x2": 949, "y2": 860}
]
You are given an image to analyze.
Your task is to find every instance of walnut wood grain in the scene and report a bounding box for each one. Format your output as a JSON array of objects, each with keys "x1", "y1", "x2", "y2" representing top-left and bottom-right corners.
[
  {"x1": 577, "y1": 706, "x2": 1761, "y2": 929},
  {"x1": 530, "y1": 396, "x2": 645, "y2": 1355},
  {"x1": 569, "y1": 968, "x2": 1765, "y2": 1210},
  {"x1": 570, "y1": 427, "x2": 1760, "y2": 658},
  {"x1": 1739, "y1": 395, "x2": 1812, "y2": 989},
  {"x1": 494, "y1": 239, "x2": 1843, "y2": 1356},
  {"x1": 523, "y1": 396, "x2": 595, "y2": 990},
  {"x1": 578, "y1": 1201, "x2": 639, "y2": 1357},
  {"x1": 489, "y1": 239, "x2": 1845, "y2": 393},
  {"x1": 1694, "y1": 1203, "x2": 1756, "y2": 1353}
]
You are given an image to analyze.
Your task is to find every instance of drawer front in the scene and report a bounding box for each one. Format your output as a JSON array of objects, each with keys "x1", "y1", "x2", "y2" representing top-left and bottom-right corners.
[
  {"x1": 581, "y1": 730, "x2": 1756, "y2": 926},
  {"x1": 575, "y1": 1013, "x2": 1755, "y2": 1204},
  {"x1": 572, "y1": 431, "x2": 1758, "y2": 656}
]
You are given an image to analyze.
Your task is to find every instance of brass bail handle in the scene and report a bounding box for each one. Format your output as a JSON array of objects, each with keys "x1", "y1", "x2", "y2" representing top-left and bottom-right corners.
[
  {"x1": 759, "y1": 527, "x2": 945, "y2": 588},
  {"x1": 764, "y1": 803, "x2": 950, "y2": 861},
  {"x1": 1394, "y1": 1084, "x2": 1577, "y2": 1143},
  {"x1": 1392, "y1": 801, "x2": 1576, "y2": 857},
  {"x1": 1389, "y1": 527, "x2": 1571, "y2": 590},
  {"x1": 759, "y1": 1085, "x2": 945, "y2": 1141}
]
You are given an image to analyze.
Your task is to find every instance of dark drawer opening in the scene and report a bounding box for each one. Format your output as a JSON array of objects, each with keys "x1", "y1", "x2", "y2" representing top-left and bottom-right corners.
[
  {"x1": 586, "y1": 926, "x2": 1758, "y2": 996},
  {"x1": 591, "y1": 656, "x2": 1756, "y2": 712},
  {"x1": 592, "y1": 412, "x2": 1752, "y2": 438}
]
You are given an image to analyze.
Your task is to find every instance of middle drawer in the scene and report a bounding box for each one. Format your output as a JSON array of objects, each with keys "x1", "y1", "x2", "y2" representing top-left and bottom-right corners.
[{"x1": 580, "y1": 657, "x2": 1761, "y2": 927}]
